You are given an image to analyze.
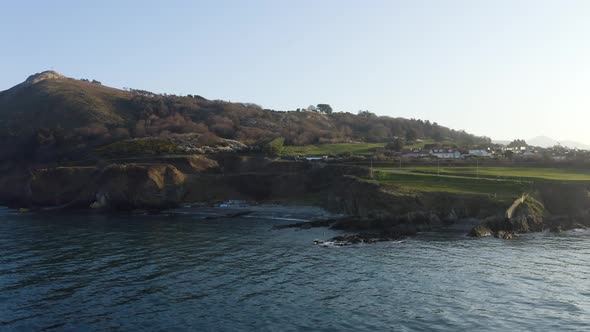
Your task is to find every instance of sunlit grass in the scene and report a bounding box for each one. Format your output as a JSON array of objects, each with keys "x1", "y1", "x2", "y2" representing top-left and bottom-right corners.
[
  {"x1": 282, "y1": 143, "x2": 385, "y2": 156},
  {"x1": 391, "y1": 166, "x2": 590, "y2": 181},
  {"x1": 372, "y1": 171, "x2": 528, "y2": 197}
]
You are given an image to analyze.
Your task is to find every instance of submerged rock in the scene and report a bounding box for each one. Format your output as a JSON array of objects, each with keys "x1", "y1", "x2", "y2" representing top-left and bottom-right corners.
[
  {"x1": 273, "y1": 217, "x2": 355, "y2": 230},
  {"x1": 315, "y1": 227, "x2": 416, "y2": 246},
  {"x1": 495, "y1": 230, "x2": 514, "y2": 240},
  {"x1": 469, "y1": 223, "x2": 493, "y2": 237}
]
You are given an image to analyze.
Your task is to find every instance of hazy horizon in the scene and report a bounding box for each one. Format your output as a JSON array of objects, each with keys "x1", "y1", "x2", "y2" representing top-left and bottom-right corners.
[{"x1": 3, "y1": 0, "x2": 590, "y2": 144}]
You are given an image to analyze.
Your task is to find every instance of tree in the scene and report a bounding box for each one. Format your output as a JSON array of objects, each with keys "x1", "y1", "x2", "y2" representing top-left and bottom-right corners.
[
  {"x1": 367, "y1": 124, "x2": 389, "y2": 142},
  {"x1": 508, "y1": 139, "x2": 528, "y2": 148},
  {"x1": 317, "y1": 104, "x2": 333, "y2": 114},
  {"x1": 405, "y1": 129, "x2": 417, "y2": 143},
  {"x1": 386, "y1": 138, "x2": 405, "y2": 152},
  {"x1": 432, "y1": 131, "x2": 443, "y2": 142},
  {"x1": 357, "y1": 110, "x2": 375, "y2": 117}
]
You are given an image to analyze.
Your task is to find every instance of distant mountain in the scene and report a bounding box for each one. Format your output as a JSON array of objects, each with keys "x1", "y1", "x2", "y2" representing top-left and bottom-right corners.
[
  {"x1": 493, "y1": 136, "x2": 590, "y2": 149},
  {"x1": 527, "y1": 136, "x2": 590, "y2": 150},
  {"x1": 527, "y1": 136, "x2": 558, "y2": 148}
]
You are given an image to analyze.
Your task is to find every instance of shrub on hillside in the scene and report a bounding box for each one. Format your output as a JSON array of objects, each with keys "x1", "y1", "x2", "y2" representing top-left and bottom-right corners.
[
  {"x1": 96, "y1": 138, "x2": 179, "y2": 157},
  {"x1": 264, "y1": 137, "x2": 285, "y2": 156}
]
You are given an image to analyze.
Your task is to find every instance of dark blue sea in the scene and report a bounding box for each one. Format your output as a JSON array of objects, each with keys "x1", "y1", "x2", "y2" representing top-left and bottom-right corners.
[{"x1": 1, "y1": 206, "x2": 589, "y2": 331}]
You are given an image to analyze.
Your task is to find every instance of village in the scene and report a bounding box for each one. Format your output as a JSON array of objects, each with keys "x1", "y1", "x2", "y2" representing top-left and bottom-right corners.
[
  {"x1": 393, "y1": 141, "x2": 580, "y2": 161},
  {"x1": 281, "y1": 139, "x2": 589, "y2": 163}
]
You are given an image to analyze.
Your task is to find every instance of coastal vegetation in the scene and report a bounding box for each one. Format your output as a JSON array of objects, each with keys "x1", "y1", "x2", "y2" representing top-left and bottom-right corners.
[
  {"x1": 2, "y1": 71, "x2": 590, "y2": 243},
  {"x1": 0, "y1": 71, "x2": 490, "y2": 163},
  {"x1": 97, "y1": 138, "x2": 180, "y2": 157}
]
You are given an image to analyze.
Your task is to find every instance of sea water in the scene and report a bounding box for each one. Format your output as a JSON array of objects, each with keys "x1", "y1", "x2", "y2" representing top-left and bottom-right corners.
[{"x1": 1, "y1": 208, "x2": 589, "y2": 331}]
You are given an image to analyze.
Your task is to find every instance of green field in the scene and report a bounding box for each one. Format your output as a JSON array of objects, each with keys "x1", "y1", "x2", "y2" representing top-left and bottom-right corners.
[
  {"x1": 282, "y1": 143, "x2": 385, "y2": 156},
  {"x1": 281, "y1": 140, "x2": 459, "y2": 156},
  {"x1": 391, "y1": 166, "x2": 590, "y2": 181},
  {"x1": 373, "y1": 171, "x2": 528, "y2": 197}
]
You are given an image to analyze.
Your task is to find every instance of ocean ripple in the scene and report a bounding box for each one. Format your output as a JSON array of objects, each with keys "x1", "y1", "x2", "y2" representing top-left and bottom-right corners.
[{"x1": 1, "y1": 212, "x2": 590, "y2": 331}]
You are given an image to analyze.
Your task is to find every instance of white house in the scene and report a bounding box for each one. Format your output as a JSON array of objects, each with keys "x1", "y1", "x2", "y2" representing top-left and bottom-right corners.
[
  {"x1": 430, "y1": 149, "x2": 462, "y2": 159},
  {"x1": 504, "y1": 146, "x2": 527, "y2": 152},
  {"x1": 401, "y1": 149, "x2": 431, "y2": 158},
  {"x1": 468, "y1": 149, "x2": 492, "y2": 158}
]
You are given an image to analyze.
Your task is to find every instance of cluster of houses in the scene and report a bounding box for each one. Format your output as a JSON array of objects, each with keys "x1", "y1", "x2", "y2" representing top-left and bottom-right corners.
[
  {"x1": 398, "y1": 148, "x2": 493, "y2": 159},
  {"x1": 396, "y1": 144, "x2": 576, "y2": 161},
  {"x1": 281, "y1": 142, "x2": 582, "y2": 162}
]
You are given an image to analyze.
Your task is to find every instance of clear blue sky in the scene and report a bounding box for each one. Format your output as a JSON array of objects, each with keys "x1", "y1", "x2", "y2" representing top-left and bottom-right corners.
[{"x1": 2, "y1": 0, "x2": 590, "y2": 143}]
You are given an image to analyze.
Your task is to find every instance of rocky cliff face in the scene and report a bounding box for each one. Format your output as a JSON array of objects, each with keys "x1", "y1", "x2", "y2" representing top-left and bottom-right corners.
[
  {"x1": 468, "y1": 183, "x2": 590, "y2": 238},
  {"x1": 0, "y1": 159, "x2": 513, "y2": 223},
  {"x1": 90, "y1": 164, "x2": 186, "y2": 210},
  {"x1": 3, "y1": 164, "x2": 186, "y2": 210},
  {"x1": 3, "y1": 157, "x2": 590, "y2": 239},
  {"x1": 320, "y1": 175, "x2": 512, "y2": 233},
  {"x1": 29, "y1": 167, "x2": 96, "y2": 206},
  {"x1": 0, "y1": 159, "x2": 375, "y2": 211},
  {"x1": 0, "y1": 167, "x2": 31, "y2": 207},
  {"x1": 469, "y1": 195, "x2": 545, "y2": 239}
]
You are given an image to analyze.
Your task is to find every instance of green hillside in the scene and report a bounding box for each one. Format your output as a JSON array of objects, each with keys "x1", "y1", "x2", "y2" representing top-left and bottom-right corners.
[
  {"x1": 0, "y1": 71, "x2": 491, "y2": 162},
  {"x1": 0, "y1": 73, "x2": 131, "y2": 135}
]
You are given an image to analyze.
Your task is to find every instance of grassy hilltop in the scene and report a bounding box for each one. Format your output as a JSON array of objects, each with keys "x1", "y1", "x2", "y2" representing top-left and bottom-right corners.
[{"x1": 0, "y1": 71, "x2": 490, "y2": 162}]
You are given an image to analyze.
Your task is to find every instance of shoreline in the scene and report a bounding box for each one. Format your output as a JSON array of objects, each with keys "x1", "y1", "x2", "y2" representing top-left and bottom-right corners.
[
  {"x1": 3, "y1": 198, "x2": 589, "y2": 247},
  {"x1": 2, "y1": 158, "x2": 590, "y2": 244}
]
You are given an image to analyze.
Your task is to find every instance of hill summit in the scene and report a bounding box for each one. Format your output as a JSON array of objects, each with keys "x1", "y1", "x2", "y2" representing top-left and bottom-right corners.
[{"x1": 23, "y1": 70, "x2": 65, "y2": 86}]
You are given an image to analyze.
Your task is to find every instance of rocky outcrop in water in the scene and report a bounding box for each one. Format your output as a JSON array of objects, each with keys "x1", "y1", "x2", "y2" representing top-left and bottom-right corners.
[
  {"x1": 315, "y1": 229, "x2": 414, "y2": 246},
  {"x1": 468, "y1": 195, "x2": 545, "y2": 238},
  {"x1": 278, "y1": 217, "x2": 417, "y2": 246},
  {"x1": 467, "y1": 190, "x2": 590, "y2": 238}
]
